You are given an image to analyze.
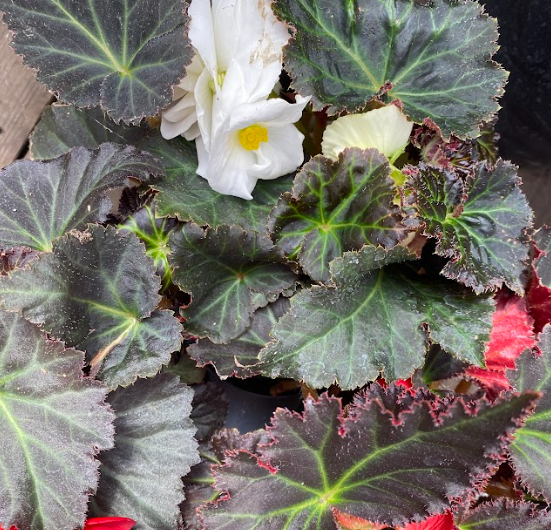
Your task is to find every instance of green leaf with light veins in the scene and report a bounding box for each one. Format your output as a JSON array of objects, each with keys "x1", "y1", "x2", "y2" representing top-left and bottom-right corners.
[
  {"x1": 0, "y1": 0, "x2": 193, "y2": 122},
  {"x1": 0, "y1": 143, "x2": 163, "y2": 251},
  {"x1": 0, "y1": 225, "x2": 182, "y2": 389},
  {"x1": 202, "y1": 389, "x2": 537, "y2": 530},
  {"x1": 259, "y1": 245, "x2": 493, "y2": 389},
  {"x1": 275, "y1": 0, "x2": 506, "y2": 138},
  {"x1": 510, "y1": 326, "x2": 551, "y2": 502},
  {"x1": 169, "y1": 224, "x2": 296, "y2": 343},
  {"x1": 407, "y1": 160, "x2": 533, "y2": 294},
  {"x1": 0, "y1": 310, "x2": 114, "y2": 530},
  {"x1": 89, "y1": 374, "x2": 199, "y2": 530},
  {"x1": 268, "y1": 148, "x2": 407, "y2": 283}
]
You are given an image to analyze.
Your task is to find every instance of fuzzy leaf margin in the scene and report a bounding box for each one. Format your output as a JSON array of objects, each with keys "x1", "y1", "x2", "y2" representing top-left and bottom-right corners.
[
  {"x1": 275, "y1": 0, "x2": 507, "y2": 138},
  {"x1": 406, "y1": 160, "x2": 533, "y2": 294},
  {"x1": 201, "y1": 388, "x2": 538, "y2": 530}
]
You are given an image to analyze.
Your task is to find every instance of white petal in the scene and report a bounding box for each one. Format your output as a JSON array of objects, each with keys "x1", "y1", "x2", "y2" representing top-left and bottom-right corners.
[
  {"x1": 161, "y1": 92, "x2": 199, "y2": 140},
  {"x1": 250, "y1": 124, "x2": 305, "y2": 180},
  {"x1": 196, "y1": 136, "x2": 210, "y2": 178},
  {"x1": 203, "y1": 126, "x2": 257, "y2": 200},
  {"x1": 212, "y1": 0, "x2": 239, "y2": 72},
  {"x1": 189, "y1": 0, "x2": 218, "y2": 75},
  {"x1": 183, "y1": 123, "x2": 201, "y2": 142},
  {"x1": 229, "y1": 95, "x2": 310, "y2": 131},
  {"x1": 322, "y1": 105, "x2": 414, "y2": 160},
  {"x1": 194, "y1": 68, "x2": 215, "y2": 151}
]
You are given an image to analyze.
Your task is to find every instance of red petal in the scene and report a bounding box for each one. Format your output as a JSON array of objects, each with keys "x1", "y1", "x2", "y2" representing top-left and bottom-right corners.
[
  {"x1": 84, "y1": 517, "x2": 136, "y2": 530},
  {"x1": 467, "y1": 290, "x2": 536, "y2": 393},
  {"x1": 401, "y1": 512, "x2": 455, "y2": 530},
  {"x1": 527, "y1": 268, "x2": 551, "y2": 334}
]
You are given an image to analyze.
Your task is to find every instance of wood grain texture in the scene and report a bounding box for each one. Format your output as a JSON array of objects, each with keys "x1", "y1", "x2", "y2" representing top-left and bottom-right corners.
[{"x1": 0, "y1": 20, "x2": 53, "y2": 168}]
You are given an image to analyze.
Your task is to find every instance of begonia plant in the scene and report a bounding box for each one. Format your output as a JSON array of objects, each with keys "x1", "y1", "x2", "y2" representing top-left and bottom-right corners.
[{"x1": 0, "y1": 0, "x2": 549, "y2": 529}]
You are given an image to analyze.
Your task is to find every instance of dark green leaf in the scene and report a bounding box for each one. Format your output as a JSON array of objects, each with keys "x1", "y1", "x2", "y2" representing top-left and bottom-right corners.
[
  {"x1": 0, "y1": 143, "x2": 163, "y2": 251},
  {"x1": 190, "y1": 382, "x2": 229, "y2": 442},
  {"x1": 407, "y1": 160, "x2": 533, "y2": 294},
  {"x1": 183, "y1": 429, "x2": 268, "y2": 530},
  {"x1": 0, "y1": 310, "x2": 114, "y2": 530},
  {"x1": 268, "y1": 148, "x2": 407, "y2": 282},
  {"x1": 169, "y1": 224, "x2": 296, "y2": 343},
  {"x1": 275, "y1": 0, "x2": 507, "y2": 138},
  {"x1": 458, "y1": 502, "x2": 551, "y2": 530},
  {"x1": 202, "y1": 389, "x2": 537, "y2": 529},
  {"x1": 189, "y1": 297, "x2": 290, "y2": 378},
  {"x1": 30, "y1": 104, "x2": 151, "y2": 160},
  {"x1": 143, "y1": 135, "x2": 292, "y2": 232},
  {"x1": 510, "y1": 326, "x2": 551, "y2": 501},
  {"x1": 0, "y1": 225, "x2": 182, "y2": 389},
  {"x1": 0, "y1": 0, "x2": 192, "y2": 122},
  {"x1": 163, "y1": 352, "x2": 206, "y2": 385},
  {"x1": 259, "y1": 245, "x2": 493, "y2": 389},
  {"x1": 90, "y1": 374, "x2": 199, "y2": 530},
  {"x1": 534, "y1": 226, "x2": 551, "y2": 288}
]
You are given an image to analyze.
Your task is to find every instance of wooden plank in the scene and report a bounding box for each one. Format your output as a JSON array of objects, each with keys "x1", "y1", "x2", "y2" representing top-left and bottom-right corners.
[{"x1": 0, "y1": 20, "x2": 53, "y2": 168}]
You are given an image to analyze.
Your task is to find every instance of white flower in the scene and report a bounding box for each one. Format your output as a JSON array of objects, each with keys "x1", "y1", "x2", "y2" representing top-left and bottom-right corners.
[
  {"x1": 322, "y1": 105, "x2": 413, "y2": 163},
  {"x1": 197, "y1": 95, "x2": 310, "y2": 200},
  {"x1": 161, "y1": 0, "x2": 309, "y2": 200}
]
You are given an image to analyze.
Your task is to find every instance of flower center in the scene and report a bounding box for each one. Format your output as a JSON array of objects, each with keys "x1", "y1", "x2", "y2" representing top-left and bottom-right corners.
[
  {"x1": 238, "y1": 124, "x2": 269, "y2": 151},
  {"x1": 208, "y1": 71, "x2": 226, "y2": 93}
]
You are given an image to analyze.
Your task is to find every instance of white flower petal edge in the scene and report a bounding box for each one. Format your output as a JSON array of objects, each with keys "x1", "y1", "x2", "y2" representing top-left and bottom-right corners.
[
  {"x1": 198, "y1": 96, "x2": 311, "y2": 200},
  {"x1": 161, "y1": 0, "x2": 290, "y2": 143},
  {"x1": 321, "y1": 105, "x2": 414, "y2": 161}
]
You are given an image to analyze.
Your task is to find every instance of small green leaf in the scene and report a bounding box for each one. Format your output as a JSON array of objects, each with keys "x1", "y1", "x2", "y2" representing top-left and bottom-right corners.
[
  {"x1": 259, "y1": 245, "x2": 493, "y2": 389},
  {"x1": 169, "y1": 224, "x2": 296, "y2": 343},
  {"x1": 189, "y1": 297, "x2": 290, "y2": 378},
  {"x1": 0, "y1": 0, "x2": 193, "y2": 122},
  {"x1": 407, "y1": 160, "x2": 533, "y2": 294},
  {"x1": 0, "y1": 143, "x2": 163, "y2": 251},
  {"x1": 0, "y1": 225, "x2": 182, "y2": 389},
  {"x1": 268, "y1": 148, "x2": 407, "y2": 282},
  {"x1": 120, "y1": 201, "x2": 179, "y2": 287},
  {"x1": 90, "y1": 374, "x2": 199, "y2": 530},
  {"x1": 144, "y1": 135, "x2": 293, "y2": 232},
  {"x1": 202, "y1": 389, "x2": 537, "y2": 529},
  {"x1": 0, "y1": 310, "x2": 114, "y2": 530},
  {"x1": 275, "y1": 0, "x2": 507, "y2": 138},
  {"x1": 510, "y1": 326, "x2": 551, "y2": 501},
  {"x1": 30, "y1": 104, "x2": 151, "y2": 160}
]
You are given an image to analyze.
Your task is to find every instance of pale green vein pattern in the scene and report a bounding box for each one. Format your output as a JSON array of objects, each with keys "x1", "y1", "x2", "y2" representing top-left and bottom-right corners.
[
  {"x1": 0, "y1": 225, "x2": 182, "y2": 389},
  {"x1": 0, "y1": 0, "x2": 192, "y2": 122},
  {"x1": 0, "y1": 310, "x2": 114, "y2": 530},
  {"x1": 408, "y1": 160, "x2": 533, "y2": 294},
  {"x1": 203, "y1": 392, "x2": 536, "y2": 530},
  {"x1": 169, "y1": 224, "x2": 296, "y2": 343},
  {"x1": 0, "y1": 143, "x2": 163, "y2": 251},
  {"x1": 259, "y1": 246, "x2": 493, "y2": 389},
  {"x1": 275, "y1": 0, "x2": 507, "y2": 138},
  {"x1": 268, "y1": 148, "x2": 407, "y2": 283}
]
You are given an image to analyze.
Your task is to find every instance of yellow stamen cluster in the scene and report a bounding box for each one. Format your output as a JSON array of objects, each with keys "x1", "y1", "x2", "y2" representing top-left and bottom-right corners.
[{"x1": 238, "y1": 124, "x2": 269, "y2": 151}]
